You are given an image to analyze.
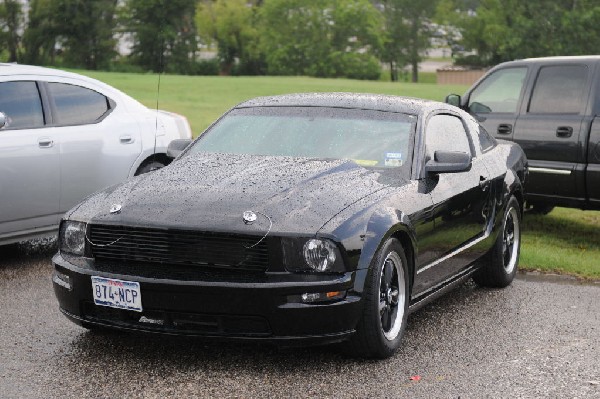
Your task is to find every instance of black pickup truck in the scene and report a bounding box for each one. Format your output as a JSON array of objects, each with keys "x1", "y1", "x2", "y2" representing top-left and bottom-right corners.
[{"x1": 446, "y1": 56, "x2": 600, "y2": 213}]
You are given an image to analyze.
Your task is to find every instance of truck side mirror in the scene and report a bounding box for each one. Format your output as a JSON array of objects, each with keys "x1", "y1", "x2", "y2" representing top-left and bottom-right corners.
[
  {"x1": 0, "y1": 112, "x2": 6, "y2": 129},
  {"x1": 445, "y1": 94, "x2": 462, "y2": 108}
]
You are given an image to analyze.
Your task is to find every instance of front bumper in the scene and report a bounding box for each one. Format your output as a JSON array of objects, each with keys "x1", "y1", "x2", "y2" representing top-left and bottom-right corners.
[{"x1": 52, "y1": 253, "x2": 362, "y2": 344}]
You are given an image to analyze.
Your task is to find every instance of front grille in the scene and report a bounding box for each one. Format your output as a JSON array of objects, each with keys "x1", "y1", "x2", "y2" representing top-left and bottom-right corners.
[{"x1": 88, "y1": 224, "x2": 270, "y2": 272}]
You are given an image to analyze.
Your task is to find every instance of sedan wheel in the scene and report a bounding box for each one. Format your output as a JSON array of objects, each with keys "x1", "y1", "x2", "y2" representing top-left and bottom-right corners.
[
  {"x1": 348, "y1": 238, "x2": 409, "y2": 359},
  {"x1": 473, "y1": 195, "x2": 521, "y2": 288},
  {"x1": 379, "y1": 252, "x2": 405, "y2": 341}
]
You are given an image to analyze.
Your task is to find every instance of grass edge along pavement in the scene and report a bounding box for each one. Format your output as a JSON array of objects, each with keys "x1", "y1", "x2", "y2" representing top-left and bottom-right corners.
[{"x1": 69, "y1": 69, "x2": 600, "y2": 280}]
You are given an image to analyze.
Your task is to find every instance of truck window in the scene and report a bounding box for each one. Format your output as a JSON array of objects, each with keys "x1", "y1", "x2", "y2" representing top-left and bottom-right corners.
[
  {"x1": 528, "y1": 65, "x2": 588, "y2": 114},
  {"x1": 468, "y1": 67, "x2": 527, "y2": 114}
]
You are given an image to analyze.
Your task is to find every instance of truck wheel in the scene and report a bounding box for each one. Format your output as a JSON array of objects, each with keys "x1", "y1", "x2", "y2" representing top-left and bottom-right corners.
[
  {"x1": 474, "y1": 195, "x2": 521, "y2": 288},
  {"x1": 527, "y1": 203, "x2": 554, "y2": 215},
  {"x1": 348, "y1": 238, "x2": 409, "y2": 359}
]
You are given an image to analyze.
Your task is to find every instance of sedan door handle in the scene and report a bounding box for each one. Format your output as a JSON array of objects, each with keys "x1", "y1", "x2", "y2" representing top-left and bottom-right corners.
[
  {"x1": 120, "y1": 135, "x2": 135, "y2": 144},
  {"x1": 497, "y1": 124, "x2": 512, "y2": 135},
  {"x1": 556, "y1": 126, "x2": 573, "y2": 138},
  {"x1": 38, "y1": 137, "x2": 54, "y2": 148}
]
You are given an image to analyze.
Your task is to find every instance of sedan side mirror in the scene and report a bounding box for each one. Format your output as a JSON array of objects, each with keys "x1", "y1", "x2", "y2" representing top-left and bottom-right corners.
[
  {"x1": 425, "y1": 150, "x2": 472, "y2": 174},
  {"x1": 445, "y1": 94, "x2": 462, "y2": 108},
  {"x1": 167, "y1": 139, "x2": 192, "y2": 159},
  {"x1": 0, "y1": 112, "x2": 6, "y2": 129}
]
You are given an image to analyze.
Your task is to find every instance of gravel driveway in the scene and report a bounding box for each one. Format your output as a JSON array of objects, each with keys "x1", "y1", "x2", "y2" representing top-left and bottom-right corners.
[{"x1": 1, "y1": 241, "x2": 598, "y2": 398}]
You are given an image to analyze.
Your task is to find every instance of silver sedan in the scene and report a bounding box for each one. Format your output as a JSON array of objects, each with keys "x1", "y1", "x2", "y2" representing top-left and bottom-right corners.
[{"x1": 0, "y1": 63, "x2": 192, "y2": 245}]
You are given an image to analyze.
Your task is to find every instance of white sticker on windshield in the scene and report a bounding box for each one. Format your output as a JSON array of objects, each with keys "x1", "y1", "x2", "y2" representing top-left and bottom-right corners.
[{"x1": 385, "y1": 152, "x2": 403, "y2": 167}]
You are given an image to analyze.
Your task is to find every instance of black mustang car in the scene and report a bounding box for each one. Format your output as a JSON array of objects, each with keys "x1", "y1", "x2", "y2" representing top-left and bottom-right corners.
[{"x1": 53, "y1": 93, "x2": 527, "y2": 358}]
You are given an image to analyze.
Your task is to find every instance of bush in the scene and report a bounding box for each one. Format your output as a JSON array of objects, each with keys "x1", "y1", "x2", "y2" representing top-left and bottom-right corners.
[
  {"x1": 190, "y1": 59, "x2": 220, "y2": 75},
  {"x1": 336, "y1": 53, "x2": 381, "y2": 81}
]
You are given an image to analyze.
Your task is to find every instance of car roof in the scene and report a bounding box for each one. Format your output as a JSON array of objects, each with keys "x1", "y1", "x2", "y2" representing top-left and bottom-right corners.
[
  {"x1": 0, "y1": 63, "x2": 122, "y2": 94},
  {"x1": 497, "y1": 55, "x2": 600, "y2": 67},
  {"x1": 236, "y1": 93, "x2": 449, "y2": 115}
]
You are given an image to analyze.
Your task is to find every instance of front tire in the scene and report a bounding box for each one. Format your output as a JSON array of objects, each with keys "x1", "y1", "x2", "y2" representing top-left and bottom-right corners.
[
  {"x1": 473, "y1": 195, "x2": 521, "y2": 288},
  {"x1": 349, "y1": 238, "x2": 409, "y2": 359}
]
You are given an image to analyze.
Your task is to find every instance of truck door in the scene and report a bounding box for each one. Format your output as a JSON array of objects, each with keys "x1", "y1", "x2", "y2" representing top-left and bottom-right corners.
[
  {"x1": 587, "y1": 117, "x2": 600, "y2": 207},
  {"x1": 466, "y1": 67, "x2": 529, "y2": 141},
  {"x1": 513, "y1": 64, "x2": 593, "y2": 204}
]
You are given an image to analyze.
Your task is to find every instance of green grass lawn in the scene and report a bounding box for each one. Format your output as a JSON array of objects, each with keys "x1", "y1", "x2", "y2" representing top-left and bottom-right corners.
[
  {"x1": 67, "y1": 70, "x2": 599, "y2": 280},
  {"x1": 72, "y1": 70, "x2": 467, "y2": 135},
  {"x1": 521, "y1": 208, "x2": 600, "y2": 280}
]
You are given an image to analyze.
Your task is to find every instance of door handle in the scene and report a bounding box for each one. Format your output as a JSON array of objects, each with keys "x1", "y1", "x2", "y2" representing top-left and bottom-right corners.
[
  {"x1": 119, "y1": 135, "x2": 135, "y2": 144},
  {"x1": 38, "y1": 137, "x2": 54, "y2": 148},
  {"x1": 497, "y1": 124, "x2": 512, "y2": 135},
  {"x1": 556, "y1": 126, "x2": 573, "y2": 138}
]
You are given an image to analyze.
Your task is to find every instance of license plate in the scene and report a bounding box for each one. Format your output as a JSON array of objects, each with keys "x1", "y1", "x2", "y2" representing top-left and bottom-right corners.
[{"x1": 91, "y1": 276, "x2": 143, "y2": 312}]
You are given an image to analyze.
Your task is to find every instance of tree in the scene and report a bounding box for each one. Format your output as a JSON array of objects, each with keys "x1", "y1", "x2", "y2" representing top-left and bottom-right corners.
[
  {"x1": 260, "y1": 0, "x2": 383, "y2": 79},
  {"x1": 54, "y1": 0, "x2": 119, "y2": 69},
  {"x1": 196, "y1": 0, "x2": 264, "y2": 75},
  {"x1": 0, "y1": 0, "x2": 23, "y2": 62},
  {"x1": 22, "y1": 0, "x2": 60, "y2": 65},
  {"x1": 125, "y1": 0, "x2": 198, "y2": 73},
  {"x1": 452, "y1": 0, "x2": 600, "y2": 65},
  {"x1": 379, "y1": 0, "x2": 438, "y2": 83}
]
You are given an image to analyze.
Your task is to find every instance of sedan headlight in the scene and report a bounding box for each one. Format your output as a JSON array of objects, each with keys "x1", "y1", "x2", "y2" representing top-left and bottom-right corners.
[
  {"x1": 303, "y1": 239, "x2": 338, "y2": 272},
  {"x1": 59, "y1": 221, "x2": 87, "y2": 256}
]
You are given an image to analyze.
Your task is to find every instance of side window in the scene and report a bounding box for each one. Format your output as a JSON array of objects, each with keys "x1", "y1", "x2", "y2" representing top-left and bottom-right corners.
[
  {"x1": 528, "y1": 65, "x2": 588, "y2": 114},
  {"x1": 425, "y1": 115, "x2": 471, "y2": 160},
  {"x1": 464, "y1": 114, "x2": 496, "y2": 153},
  {"x1": 468, "y1": 67, "x2": 527, "y2": 114},
  {"x1": 48, "y1": 83, "x2": 110, "y2": 125},
  {"x1": 0, "y1": 81, "x2": 45, "y2": 129},
  {"x1": 478, "y1": 125, "x2": 496, "y2": 152}
]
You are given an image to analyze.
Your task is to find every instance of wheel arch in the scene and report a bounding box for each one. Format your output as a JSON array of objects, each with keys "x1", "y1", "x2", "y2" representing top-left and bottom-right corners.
[
  {"x1": 353, "y1": 208, "x2": 417, "y2": 298},
  {"x1": 134, "y1": 153, "x2": 172, "y2": 175}
]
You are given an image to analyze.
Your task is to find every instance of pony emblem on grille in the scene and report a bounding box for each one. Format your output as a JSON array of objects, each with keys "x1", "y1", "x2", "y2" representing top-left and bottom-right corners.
[{"x1": 242, "y1": 211, "x2": 257, "y2": 225}]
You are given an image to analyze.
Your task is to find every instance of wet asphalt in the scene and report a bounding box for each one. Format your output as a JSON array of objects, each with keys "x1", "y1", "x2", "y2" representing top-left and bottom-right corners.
[{"x1": 0, "y1": 240, "x2": 598, "y2": 399}]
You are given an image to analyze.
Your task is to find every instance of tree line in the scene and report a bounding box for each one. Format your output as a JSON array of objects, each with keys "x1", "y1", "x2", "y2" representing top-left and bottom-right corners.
[{"x1": 0, "y1": 0, "x2": 598, "y2": 82}]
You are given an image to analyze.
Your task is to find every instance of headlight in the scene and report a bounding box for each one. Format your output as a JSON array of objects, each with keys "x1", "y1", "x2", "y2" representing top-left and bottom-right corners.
[
  {"x1": 303, "y1": 239, "x2": 339, "y2": 272},
  {"x1": 59, "y1": 221, "x2": 87, "y2": 256}
]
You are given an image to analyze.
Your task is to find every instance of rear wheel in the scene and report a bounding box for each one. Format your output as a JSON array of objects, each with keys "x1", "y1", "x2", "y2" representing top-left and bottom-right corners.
[
  {"x1": 473, "y1": 195, "x2": 521, "y2": 288},
  {"x1": 349, "y1": 238, "x2": 409, "y2": 358}
]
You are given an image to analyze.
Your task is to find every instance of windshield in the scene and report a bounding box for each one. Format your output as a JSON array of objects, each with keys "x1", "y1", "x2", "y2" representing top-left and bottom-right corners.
[{"x1": 188, "y1": 106, "x2": 416, "y2": 168}]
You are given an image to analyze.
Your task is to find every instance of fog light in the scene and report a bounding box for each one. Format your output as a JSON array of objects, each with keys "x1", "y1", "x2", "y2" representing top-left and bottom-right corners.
[
  {"x1": 52, "y1": 271, "x2": 72, "y2": 291},
  {"x1": 300, "y1": 291, "x2": 346, "y2": 303}
]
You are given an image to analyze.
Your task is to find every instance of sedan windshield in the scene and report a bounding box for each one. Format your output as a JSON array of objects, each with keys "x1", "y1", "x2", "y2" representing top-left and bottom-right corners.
[{"x1": 188, "y1": 107, "x2": 416, "y2": 168}]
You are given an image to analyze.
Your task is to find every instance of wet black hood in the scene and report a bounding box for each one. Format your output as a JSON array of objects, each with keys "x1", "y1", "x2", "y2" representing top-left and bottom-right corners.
[{"x1": 67, "y1": 153, "x2": 403, "y2": 236}]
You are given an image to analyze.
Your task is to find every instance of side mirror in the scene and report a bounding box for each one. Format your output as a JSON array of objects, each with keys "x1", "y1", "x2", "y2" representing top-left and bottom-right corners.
[
  {"x1": 167, "y1": 139, "x2": 192, "y2": 159},
  {"x1": 0, "y1": 112, "x2": 6, "y2": 129},
  {"x1": 425, "y1": 150, "x2": 472, "y2": 174},
  {"x1": 468, "y1": 101, "x2": 492, "y2": 114},
  {"x1": 445, "y1": 94, "x2": 462, "y2": 108}
]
